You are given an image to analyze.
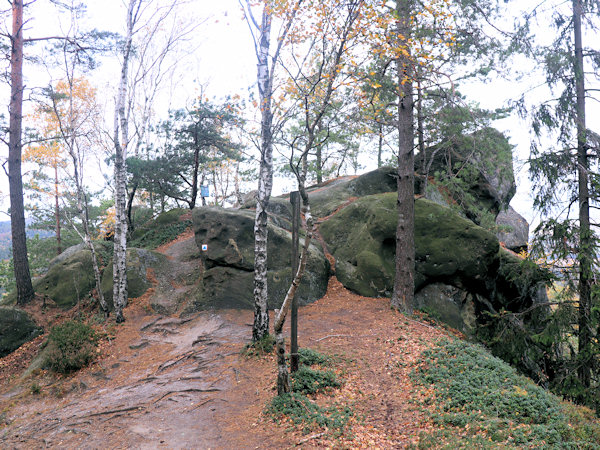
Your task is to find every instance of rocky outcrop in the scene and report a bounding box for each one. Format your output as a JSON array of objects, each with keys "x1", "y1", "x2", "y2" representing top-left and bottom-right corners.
[
  {"x1": 318, "y1": 193, "x2": 547, "y2": 314},
  {"x1": 101, "y1": 248, "x2": 167, "y2": 309},
  {"x1": 190, "y1": 207, "x2": 329, "y2": 311},
  {"x1": 416, "y1": 127, "x2": 516, "y2": 222},
  {"x1": 34, "y1": 247, "x2": 97, "y2": 309},
  {"x1": 496, "y1": 206, "x2": 529, "y2": 253},
  {"x1": 191, "y1": 166, "x2": 546, "y2": 350},
  {"x1": 0, "y1": 307, "x2": 41, "y2": 357},
  {"x1": 29, "y1": 245, "x2": 161, "y2": 311}
]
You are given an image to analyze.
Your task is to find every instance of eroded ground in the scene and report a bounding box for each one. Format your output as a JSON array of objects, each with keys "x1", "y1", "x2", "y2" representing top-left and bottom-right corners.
[{"x1": 0, "y1": 233, "x2": 452, "y2": 449}]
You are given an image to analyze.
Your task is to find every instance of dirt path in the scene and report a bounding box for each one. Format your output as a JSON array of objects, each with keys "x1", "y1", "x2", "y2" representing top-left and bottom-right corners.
[{"x1": 0, "y1": 233, "x2": 451, "y2": 449}]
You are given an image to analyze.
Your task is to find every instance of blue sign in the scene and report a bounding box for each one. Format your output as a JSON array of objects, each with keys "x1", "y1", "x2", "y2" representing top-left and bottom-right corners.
[{"x1": 201, "y1": 185, "x2": 209, "y2": 198}]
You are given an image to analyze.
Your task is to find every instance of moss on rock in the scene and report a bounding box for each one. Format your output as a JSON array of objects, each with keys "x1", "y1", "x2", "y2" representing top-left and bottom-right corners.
[
  {"x1": 101, "y1": 248, "x2": 166, "y2": 309},
  {"x1": 33, "y1": 248, "x2": 96, "y2": 309},
  {"x1": 0, "y1": 306, "x2": 41, "y2": 357},
  {"x1": 319, "y1": 194, "x2": 499, "y2": 297}
]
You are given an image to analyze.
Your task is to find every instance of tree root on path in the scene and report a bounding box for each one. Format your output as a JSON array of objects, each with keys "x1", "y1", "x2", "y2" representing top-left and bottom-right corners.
[{"x1": 152, "y1": 388, "x2": 221, "y2": 405}]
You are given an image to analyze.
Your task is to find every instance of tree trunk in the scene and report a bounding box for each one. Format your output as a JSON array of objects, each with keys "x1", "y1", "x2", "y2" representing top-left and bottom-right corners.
[
  {"x1": 391, "y1": 0, "x2": 415, "y2": 314},
  {"x1": 113, "y1": 0, "x2": 137, "y2": 323},
  {"x1": 573, "y1": 0, "x2": 591, "y2": 390},
  {"x1": 83, "y1": 193, "x2": 109, "y2": 314},
  {"x1": 126, "y1": 181, "x2": 138, "y2": 231},
  {"x1": 8, "y1": 0, "x2": 34, "y2": 305},
  {"x1": 54, "y1": 165, "x2": 62, "y2": 255},
  {"x1": 190, "y1": 138, "x2": 199, "y2": 210},
  {"x1": 377, "y1": 123, "x2": 383, "y2": 168},
  {"x1": 316, "y1": 122, "x2": 323, "y2": 184},
  {"x1": 252, "y1": 5, "x2": 274, "y2": 342}
]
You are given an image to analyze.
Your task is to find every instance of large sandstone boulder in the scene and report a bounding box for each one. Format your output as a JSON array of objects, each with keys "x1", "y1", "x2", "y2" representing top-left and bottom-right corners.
[
  {"x1": 416, "y1": 127, "x2": 516, "y2": 223},
  {"x1": 30, "y1": 245, "x2": 162, "y2": 311},
  {"x1": 496, "y1": 206, "x2": 529, "y2": 252},
  {"x1": 101, "y1": 248, "x2": 167, "y2": 309},
  {"x1": 34, "y1": 247, "x2": 97, "y2": 309},
  {"x1": 0, "y1": 307, "x2": 41, "y2": 357},
  {"x1": 319, "y1": 194, "x2": 499, "y2": 297},
  {"x1": 191, "y1": 207, "x2": 330, "y2": 310},
  {"x1": 318, "y1": 192, "x2": 551, "y2": 344}
]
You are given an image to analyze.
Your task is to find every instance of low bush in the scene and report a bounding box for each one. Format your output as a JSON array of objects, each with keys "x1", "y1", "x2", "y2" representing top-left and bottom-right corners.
[
  {"x1": 297, "y1": 347, "x2": 331, "y2": 366},
  {"x1": 241, "y1": 334, "x2": 275, "y2": 357},
  {"x1": 45, "y1": 321, "x2": 99, "y2": 374},
  {"x1": 292, "y1": 366, "x2": 340, "y2": 395},
  {"x1": 267, "y1": 392, "x2": 353, "y2": 435},
  {"x1": 412, "y1": 339, "x2": 600, "y2": 448}
]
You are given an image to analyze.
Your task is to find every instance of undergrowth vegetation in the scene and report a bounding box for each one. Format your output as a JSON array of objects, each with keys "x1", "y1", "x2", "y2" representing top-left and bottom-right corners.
[
  {"x1": 129, "y1": 219, "x2": 192, "y2": 250},
  {"x1": 267, "y1": 347, "x2": 353, "y2": 437},
  {"x1": 44, "y1": 320, "x2": 99, "y2": 374},
  {"x1": 242, "y1": 334, "x2": 275, "y2": 357},
  {"x1": 412, "y1": 339, "x2": 600, "y2": 448}
]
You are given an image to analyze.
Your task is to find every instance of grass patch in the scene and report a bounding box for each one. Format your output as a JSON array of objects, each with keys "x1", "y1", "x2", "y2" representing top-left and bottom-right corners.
[
  {"x1": 267, "y1": 347, "x2": 351, "y2": 437},
  {"x1": 412, "y1": 339, "x2": 600, "y2": 448},
  {"x1": 129, "y1": 220, "x2": 192, "y2": 250},
  {"x1": 45, "y1": 320, "x2": 99, "y2": 374},
  {"x1": 242, "y1": 334, "x2": 275, "y2": 357},
  {"x1": 267, "y1": 392, "x2": 353, "y2": 436}
]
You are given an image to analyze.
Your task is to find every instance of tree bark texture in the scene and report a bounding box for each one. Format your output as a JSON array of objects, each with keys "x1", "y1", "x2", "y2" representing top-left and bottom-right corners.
[
  {"x1": 54, "y1": 165, "x2": 62, "y2": 255},
  {"x1": 113, "y1": 0, "x2": 137, "y2": 323},
  {"x1": 573, "y1": 0, "x2": 592, "y2": 390},
  {"x1": 252, "y1": 4, "x2": 274, "y2": 342},
  {"x1": 391, "y1": 0, "x2": 415, "y2": 314},
  {"x1": 8, "y1": 0, "x2": 35, "y2": 305}
]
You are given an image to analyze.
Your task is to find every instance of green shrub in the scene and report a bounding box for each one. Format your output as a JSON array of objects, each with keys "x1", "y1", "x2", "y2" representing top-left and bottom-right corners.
[
  {"x1": 297, "y1": 347, "x2": 331, "y2": 366},
  {"x1": 292, "y1": 366, "x2": 340, "y2": 395},
  {"x1": 242, "y1": 334, "x2": 275, "y2": 357},
  {"x1": 267, "y1": 392, "x2": 353, "y2": 435},
  {"x1": 30, "y1": 382, "x2": 41, "y2": 395},
  {"x1": 45, "y1": 321, "x2": 99, "y2": 374},
  {"x1": 129, "y1": 220, "x2": 192, "y2": 250},
  {"x1": 412, "y1": 338, "x2": 600, "y2": 447}
]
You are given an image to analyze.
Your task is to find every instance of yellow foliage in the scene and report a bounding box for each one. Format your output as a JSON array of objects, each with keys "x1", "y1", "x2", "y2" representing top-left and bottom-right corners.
[{"x1": 98, "y1": 206, "x2": 116, "y2": 240}]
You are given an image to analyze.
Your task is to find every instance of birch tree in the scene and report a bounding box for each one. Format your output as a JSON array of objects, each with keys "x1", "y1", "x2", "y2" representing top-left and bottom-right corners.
[
  {"x1": 46, "y1": 77, "x2": 109, "y2": 313},
  {"x1": 111, "y1": 0, "x2": 194, "y2": 322},
  {"x1": 112, "y1": 0, "x2": 139, "y2": 323},
  {"x1": 240, "y1": 0, "x2": 303, "y2": 342}
]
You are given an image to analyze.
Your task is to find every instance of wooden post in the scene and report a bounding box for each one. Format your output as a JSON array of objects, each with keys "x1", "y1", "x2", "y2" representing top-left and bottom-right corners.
[{"x1": 290, "y1": 190, "x2": 301, "y2": 372}]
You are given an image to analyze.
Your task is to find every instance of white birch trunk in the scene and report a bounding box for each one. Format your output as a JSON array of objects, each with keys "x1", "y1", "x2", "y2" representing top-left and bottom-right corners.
[
  {"x1": 113, "y1": 0, "x2": 137, "y2": 323},
  {"x1": 252, "y1": 4, "x2": 274, "y2": 341}
]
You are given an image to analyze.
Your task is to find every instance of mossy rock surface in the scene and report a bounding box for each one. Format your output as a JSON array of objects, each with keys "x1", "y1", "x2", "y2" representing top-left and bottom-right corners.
[
  {"x1": 130, "y1": 208, "x2": 187, "y2": 241},
  {"x1": 307, "y1": 167, "x2": 397, "y2": 219},
  {"x1": 191, "y1": 206, "x2": 330, "y2": 311},
  {"x1": 101, "y1": 248, "x2": 167, "y2": 310},
  {"x1": 319, "y1": 194, "x2": 499, "y2": 297},
  {"x1": 415, "y1": 197, "x2": 499, "y2": 291},
  {"x1": 415, "y1": 283, "x2": 478, "y2": 333},
  {"x1": 0, "y1": 306, "x2": 41, "y2": 357},
  {"x1": 33, "y1": 248, "x2": 97, "y2": 309}
]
